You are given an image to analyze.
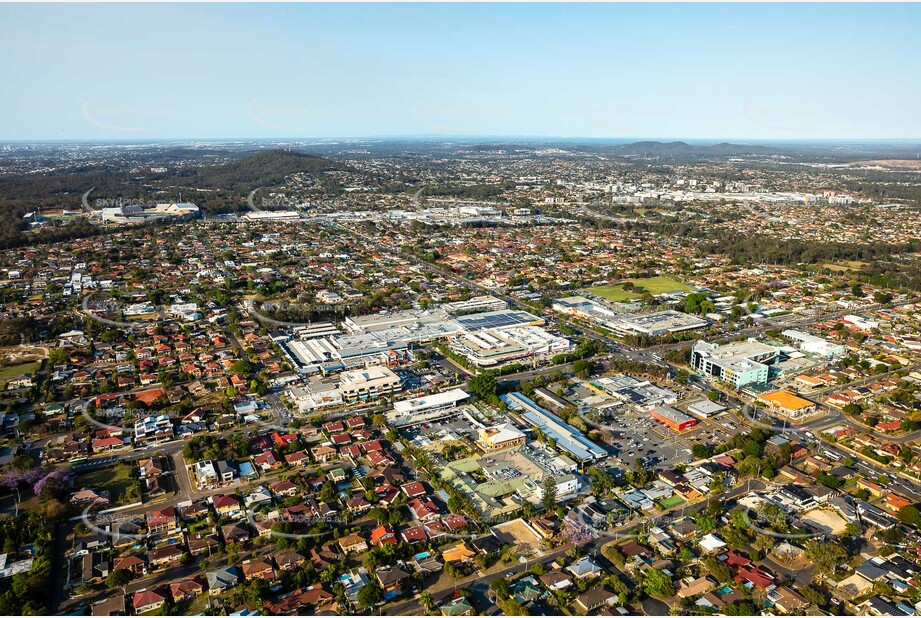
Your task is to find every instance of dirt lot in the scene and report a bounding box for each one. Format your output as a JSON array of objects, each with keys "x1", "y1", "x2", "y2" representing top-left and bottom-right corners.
[
  {"x1": 801, "y1": 507, "x2": 848, "y2": 535},
  {"x1": 491, "y1": 518, "x2": 545, "y2": 553}
]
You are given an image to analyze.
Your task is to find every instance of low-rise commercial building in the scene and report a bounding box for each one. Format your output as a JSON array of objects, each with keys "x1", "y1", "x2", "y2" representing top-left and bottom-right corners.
[
  {"x1": 782, "y1": 330, "x2": 846, "y2": 358},
  {"x1": 442, "y1": 296, "x2": 507, "y2": 316},
  {"x1": 502, "y1": 392, "x2": 606, "y2": 463},
  {"x1": 650, "y1": 405, "x2": 698, "y2": 431},
  {"x1": 592, "y1": 374, "x2": 678, "y2": 410},
  {"x1": 687, "y1": 400, "x2": 726, "y2": 418},
  {"x1": 477, "y1": 423, "x2": 527, "y2": 452},
  {"x1": 450, "y1": 325, "x2": 571, "y2": 368},
  {"x1": 286, "y1": 383, "x2": 343, "y2": 413},
  {"x1": 553, "y1": 296, "x2": 625, "y2": 329},
  {"x1": 614, "y1": 310, "x2": 709, "y2": 337},
  {"x1": 338, "y1": 366, "x2": 402, "y2": 403},
  {"x1": 757, "y1": 390, "x2": 817, "y2": 419},
  {"x1": 392, "y1": 388, "x2": 468, "y2": 415}
]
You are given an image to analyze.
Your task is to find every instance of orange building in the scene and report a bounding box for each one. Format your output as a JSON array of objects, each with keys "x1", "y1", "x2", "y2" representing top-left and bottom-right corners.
[{"x1": 650, "y1": 406, "x2": 697, "y2": 431}]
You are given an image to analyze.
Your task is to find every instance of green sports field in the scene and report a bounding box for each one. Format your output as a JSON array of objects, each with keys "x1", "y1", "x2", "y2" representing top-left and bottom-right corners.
[{"x1": 586, "y1": 276, "x2": 693, "y2": 301}]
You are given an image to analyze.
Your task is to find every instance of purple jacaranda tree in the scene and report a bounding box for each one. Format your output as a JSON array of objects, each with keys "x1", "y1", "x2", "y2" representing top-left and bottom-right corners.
[
  {"x1": 33, "y1": 469, "x2": 69, "y2": 496},
  {"x1": 0, "y1": 467, "x2": 45, "y2": 490},
  {"x1": 562, "y1": 521, "x2": 594, "y2": 545}
]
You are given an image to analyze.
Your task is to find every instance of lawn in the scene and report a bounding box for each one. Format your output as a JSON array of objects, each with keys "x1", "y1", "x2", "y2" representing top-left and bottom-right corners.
[
  {"x1": 177, "y1": 594, "x2": 211, "y2": 615},
  {"x1": 76, "y1": 464, "x2": 140, "y2": 507},
  {"x1": 0, "y1": 360, "x2": 40, "y2": 390},
  {"x1": 586, "y1": 276, "x2": 693, "y2": 301}
]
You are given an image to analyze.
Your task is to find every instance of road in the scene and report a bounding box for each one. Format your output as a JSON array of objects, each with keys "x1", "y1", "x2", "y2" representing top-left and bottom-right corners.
[{"x1": 760, "y1": 554, "x2": 815, "y2": 590}]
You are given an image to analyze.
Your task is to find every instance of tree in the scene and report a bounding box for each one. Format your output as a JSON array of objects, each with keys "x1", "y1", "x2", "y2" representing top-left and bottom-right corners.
[
  {"x1": 491, "y1": 578, "x2": 510, "y2": 600},
  {"x1": 681, "y1": 292, "x2": 715, "y2": 316},
  {"x1": 542, "y1": 476, "x2": 558, "y2": 513},
  {"x1": 878, "y1": 527, "x2": 904, "y2": 545},
  {"x1": 696, "y1": 514, "x2": 717, "y2": 534},
  {"x1": 603, "y1": 545, "x2": 626, "y2": 569},
  {"x1": 573, "y1": 359, "x2": 593, "y2": 379},
  {"x1": 642, "y1": 568, "x2": 676, "y2": 598},
  {"x1": 318, "y1": 481, "x2": 337, "y2": 504},
  {"x1": 588, "y1": 467, "x2": 615, "y2": 496},
  {"x1": 106, "y1": 569, "x2": 131, "y2": 589},
  {"x1": 692, "y1": 443, "x2": 713, "y2": 459},
  {"x1": 388, "y1": 508, "x2": 405, "y2": 526},
  {"x1": 753, "y1": 533, "x2": 776, "y2": 554},
  {"x1": 231, "y1": 359, "x2": 254, "y2": 374},
  {"x1": 420, "y1": 591, "x2": 435, "y2": 614},
  {"x1": 873, "y1": 291, "x2": 893, "y2": 304},
  {"x1": 842, "y1": 402, "x2": 862, "y2": 416},
  {"x1": 626, "y1": 459, "x2": 651, "y2": 488},
  {"x1": 356, "y1": 579, "x2": 383, "y2": 610},
  {"x1": 709, "y1": 472, "x2": 726, "y2": 495},
  {"x1": 800, "y1": 585, "x2": 828, "y2": 608},
  {"x1": 499, "y1": 599, "x2": 529, "y2": 616},
  {"x1": 702, "y1": 556, "x2": 731, "y2": 584},
  {"x1": 724, "y1": 601, "x2": 757, "y2": 615},
  {"x1": 468, "y1": 372, "x2": 498, "y2": 400},
  {"x1": 805, "y1": 539, "x2": 849, "y2": 577},
  {"x1": 47, "y1": 348, "x2": 70, "y2": 366},
  {"x1": 898, "y1": 505, "x2": 921, "y2": 528}
]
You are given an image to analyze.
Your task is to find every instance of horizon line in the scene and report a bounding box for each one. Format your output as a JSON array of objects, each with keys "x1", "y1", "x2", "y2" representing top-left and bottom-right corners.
[{"x1": 4, "y1": 135, "x2": 921, "y2": 145}]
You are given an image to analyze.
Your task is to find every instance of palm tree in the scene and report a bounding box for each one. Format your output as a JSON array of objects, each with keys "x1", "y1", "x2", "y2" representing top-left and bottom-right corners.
[{"x1": 420, "y1": 591, "x2": 435, "y2": 615}]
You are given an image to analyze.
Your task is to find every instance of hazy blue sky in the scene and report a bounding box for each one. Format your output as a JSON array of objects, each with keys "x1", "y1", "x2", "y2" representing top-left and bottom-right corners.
[{"x1": 1, "y1": 3, "x2": 919, "y2": 140}]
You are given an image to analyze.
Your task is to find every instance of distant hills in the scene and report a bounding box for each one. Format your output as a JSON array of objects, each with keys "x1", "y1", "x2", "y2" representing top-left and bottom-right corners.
[
  {"x1": 167, "y1": 149, "x2": 352, "y2": 192},
  {"x1": 597, "y1": 140, "x2": 786, "y2": 157},
  {"x1": 0, "y1": 149, "x2": 353, "y2": 248},
  {"x1": 0, "y1": 149, "x2": 349, "y2": 213}
]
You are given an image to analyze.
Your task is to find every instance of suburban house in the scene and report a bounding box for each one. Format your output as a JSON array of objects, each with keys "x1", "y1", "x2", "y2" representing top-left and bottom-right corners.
[
  {"x1": 338, "y1": 533, "x2": 369, "y2": 554},
  {"x1": 132, "y1": 589, "x2": 167, "y2": 614}
]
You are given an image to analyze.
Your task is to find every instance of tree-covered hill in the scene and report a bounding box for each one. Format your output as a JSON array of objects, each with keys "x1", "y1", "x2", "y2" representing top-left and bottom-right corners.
[{"x1": 0, "y1": 149, "x2": 353, "y2": 249}]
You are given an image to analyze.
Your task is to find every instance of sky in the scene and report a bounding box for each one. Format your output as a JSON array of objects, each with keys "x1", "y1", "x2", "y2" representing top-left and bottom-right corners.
[{"x1": 1, "y1": 3, "x2": 920, "y2": 141}]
